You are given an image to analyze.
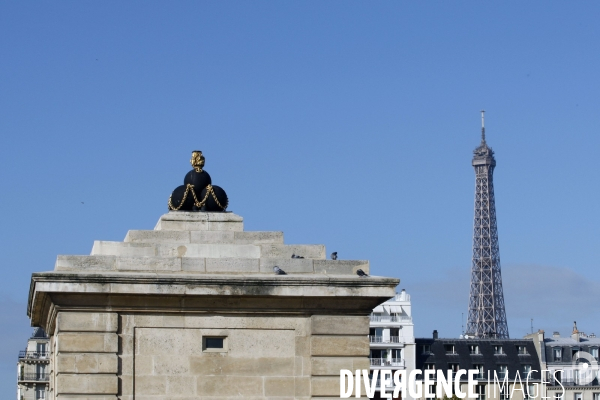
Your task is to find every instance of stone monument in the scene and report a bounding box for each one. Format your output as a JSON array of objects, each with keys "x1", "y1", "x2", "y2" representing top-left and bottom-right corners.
[{"x1": 27, "y1": 152, "x2": 399, "y2": 399}]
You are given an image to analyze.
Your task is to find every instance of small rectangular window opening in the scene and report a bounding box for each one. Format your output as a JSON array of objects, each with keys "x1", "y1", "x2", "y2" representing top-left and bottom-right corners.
[
  {"x1": 203, "y1": 336, "x2": 227, "y2": 352},
  {"x1": 205, "y1": 337, "x2": 224, "y2": 348}
]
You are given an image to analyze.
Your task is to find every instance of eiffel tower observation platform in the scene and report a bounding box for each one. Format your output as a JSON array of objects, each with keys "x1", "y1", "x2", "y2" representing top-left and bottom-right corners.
[{"x1": 27, "y1": 207, "x2": 398, "y2": 398}]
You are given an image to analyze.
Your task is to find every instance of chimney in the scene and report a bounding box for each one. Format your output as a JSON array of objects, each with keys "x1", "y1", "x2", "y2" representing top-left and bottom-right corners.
[
  {"x1": 433, "y1": 330, "x2": 438, "y2": 339},
  {"x1": 553, "y1": 332, "x2": 560, "y2": 339},
  {"x1": 572, "y1": 321, "x2": 580, "y2": 342}
]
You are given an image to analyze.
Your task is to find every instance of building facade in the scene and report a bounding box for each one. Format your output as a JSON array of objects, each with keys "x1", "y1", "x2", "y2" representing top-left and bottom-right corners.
[
  {"x1": 17, "y1": 328, "x2": 49, "y2": 400},
  {"x1": 27, "y1": 211, "x2": 398, "y2": 399},
  {"x1": 528, "y1": 324, "x2": 600, "y2": 400},
  {"x1": 415, "y1": 335, "x2": 542, "y2": 400},
  {"x1": 369, "y1": 289, "x2": 416, "y2": 398}
]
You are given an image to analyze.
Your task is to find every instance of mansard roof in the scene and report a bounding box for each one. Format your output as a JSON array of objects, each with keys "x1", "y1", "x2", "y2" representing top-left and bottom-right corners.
[{"x1": 415, "y1": 338, "x2": 542, "y2": 381}]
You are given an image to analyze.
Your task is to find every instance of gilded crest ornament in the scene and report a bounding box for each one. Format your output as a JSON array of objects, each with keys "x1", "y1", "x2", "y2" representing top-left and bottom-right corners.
[
  {"x1": 190, "y1": 150, "x2": 205, "y2": 173},
  {"x1": 167, "y1": 151, "x2": 229, "y2": 212}
]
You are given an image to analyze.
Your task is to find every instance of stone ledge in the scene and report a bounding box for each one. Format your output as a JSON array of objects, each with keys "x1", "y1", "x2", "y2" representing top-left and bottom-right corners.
[
  {"x1": 260, "y1": 244, "x2": 326, "y2": 259},
  {"x1": 154, "y1": 212, "x2": 244, "y2": 231},
  {"x1": 156, "y1": 211, "x2": 244, "y2": 223},
  {"x1": 124, "y1": 230, "x2": 190, "y2": 243},
  {"x1": 28, "y1": 272, "x2": 399, "y2": 327}
]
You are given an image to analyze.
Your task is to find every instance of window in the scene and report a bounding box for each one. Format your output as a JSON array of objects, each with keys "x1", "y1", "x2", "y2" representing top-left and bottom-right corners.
[
  {"x1": 475, "y1": 384, "x2": 485, "y2": 400},
  {"x1": 445, "y1": 344, "x2": 456, "y2": 354},
  {"x1": 555, "y1": 393, "x2": 564, "y2": 400},
  {"x1": 553, "y1": 348, "x2": 562, "y2": 361},
  {"x1": 523, "y1": 365, "x2": 532, "y2": 376},
  {"x1": 202, "y1": 336, "x2": 227, "y2": 352},
  {"x1": 518, "y1": 345, "x2": 528, "y2": 355},
  {"x1": 592, "y1": 393, "x2": 600, "y2": 400},
  {"x1": 35, "y1": 387, "x2": 45, "y2": 400},
  {"x1": 470, "y1": 345, "x2": 480, "y2": 355},
  {"x1": 500, "y1": 384, "x2": 510, "y2": 400},
  {"x1": 473, "y1": 364, "x2": 484, "y2": 379},
  {"x1": 422, "y1": 344, "x2": 432, "y2": 354},
  {"x1": 428, "y1": 383, "x2": 436, "y2": 396},
  {"x1": 574, "y1": 369, "x2": 581, "y2": 385},
  {"x1": 449, "y1": 363, "x2": 460, "y2": 374},
  {"x1": 497, "y1": 365, "x2": 508, "y2": 378},
  {"x1": 494, "y1": 345, "x2": 504, "y2": 355},
  {"x1": 574, "y1": 393, "x2": 582, "y2": 400},
  {"x1": 36, "y1": 364, "x2": 46, "y2": 379},
  {"x1": 554, "y1": 370, "x2": 563, "y2": 384},
  {"x1": 527, "y1": 384, "x2": 537, "y2": 399},
  {"x1": 370, "y1": 328, "x2": 383, "y2": 343},
  {"x1": 591, "y1": 348, "x2": 599, "y2": 359},
  {"x1": 391, "y1": 349, "x2": 402, "y2": 364},
  {"x1": 425, "y1": 363, "x2": 436, "y2": 370},
  {"x1": 36, "y1": 343, "x2": 47, "y2": 356}
]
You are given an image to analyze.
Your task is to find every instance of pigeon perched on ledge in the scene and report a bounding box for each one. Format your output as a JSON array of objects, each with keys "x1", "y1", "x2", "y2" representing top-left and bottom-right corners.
[
  {"x1": 273, "y1": 266, "x2": 287, "y2": 275},
  {"x1": 356, "y1": 269, "x2": 369, "y2": 278},
  {"x1": 291, "y1": 254, "x2": 304, "y2": 259},
  {"x1": 331, "y1": 252, "x2": 337, "y2": 260}
]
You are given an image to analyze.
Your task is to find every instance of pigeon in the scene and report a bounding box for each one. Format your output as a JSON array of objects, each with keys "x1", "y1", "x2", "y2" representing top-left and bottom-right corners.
[
  {"x1": 273, "y1": 266, "x2": 286, "y2": 275},
  {"x1": 291, "y1": 254, "x2": 304, "y2": 259},
  {"x1": 356, "y1": 269, "x2": 369, "y2": 278},
  {"x1": 291, "y1": 254, "x2": 296, "y2": 258},
  {"x1": 331, "y1": 252, "x2": 338, "y2": 260}
]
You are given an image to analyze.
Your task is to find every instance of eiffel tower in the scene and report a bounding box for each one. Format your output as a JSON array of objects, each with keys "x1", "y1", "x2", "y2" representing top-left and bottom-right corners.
[{"x1": 465, "y1": 111, "x2": 510, "y2": 339}]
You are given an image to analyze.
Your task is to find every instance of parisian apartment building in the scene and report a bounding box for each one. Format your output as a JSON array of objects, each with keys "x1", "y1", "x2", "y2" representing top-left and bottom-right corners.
[
  {"x1": 526, "y1": 323, "x2": 600, "y2": 400},
  {"x1": 369, "y1": 288, "x2": 416, "y2": 398},
  {"x1": 17, "y1": 327, "x2": 49, "y2": 400}
]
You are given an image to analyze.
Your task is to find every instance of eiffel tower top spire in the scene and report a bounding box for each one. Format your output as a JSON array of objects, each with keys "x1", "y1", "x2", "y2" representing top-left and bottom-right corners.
[
  {"x1": 473, "y1": 110, "x2": 495, "y2": 165},
  {"x1": 481, "y1": 110, "x2": 486, "y2": 143}
]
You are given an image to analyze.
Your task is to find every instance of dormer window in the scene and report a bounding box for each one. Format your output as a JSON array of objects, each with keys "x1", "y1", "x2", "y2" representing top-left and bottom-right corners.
[
  {"x1": 473, "y1": 364, "x2": 484, "y2": 379},
  {"x1": 497, "y1": 364, "x2": 508, "y2": 378},
  {"x1": 445, "y1": 344, "x2": 456, "y2": 354},
  {"x1": 422, "y1": 344, "x2": 432, "y2": 354},
  {"x1": 517, "y1": 345, "x2": 528, "y2": 355},
  {"x1": 591, "y1": 348, "x2": 599, "y2": 359},
  {"x1": 470, "y1": 345, "x2": 480, "y2": 355},
  {"x1": 494, "y1": 345, "x2": 504, "y2": 355},
  {"x1": 553, "y1": 348, "x2": 562, "y2": 361}
]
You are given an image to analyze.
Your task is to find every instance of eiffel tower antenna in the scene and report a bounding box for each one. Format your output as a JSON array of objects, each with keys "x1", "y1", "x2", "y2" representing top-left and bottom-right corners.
[
  {"x1": 481, "y1": 110, "x2": 486, "y2": 143},
  {"x1": 465, "y1": 111, "x2": 510, "y2": 339}
]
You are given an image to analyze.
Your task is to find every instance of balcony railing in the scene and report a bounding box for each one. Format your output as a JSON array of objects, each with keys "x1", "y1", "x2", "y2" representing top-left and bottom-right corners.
[
  {"x1": 370, "y1": 315, "x2": 412, "y2": 322},
  {"x1": 370, "y1": 358, "x2": 405, "y2": 367},
  {"x1": 18, "y1": 373, "x2": 49, "y2": 382},
  {"x1": 547, "y1": 378, "x2": 599, "y2": 387},
  {"x1": 369, "y1": 336, "x2": 403, "y2": 343},
  {"x1": 18, "y1": 351, "x2": 49, "y2": 359}
]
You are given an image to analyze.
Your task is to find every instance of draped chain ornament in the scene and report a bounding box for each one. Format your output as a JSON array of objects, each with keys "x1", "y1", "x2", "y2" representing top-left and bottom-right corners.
[{"x1": 168, "y1": 184, "x2": 227, "y2": 211}]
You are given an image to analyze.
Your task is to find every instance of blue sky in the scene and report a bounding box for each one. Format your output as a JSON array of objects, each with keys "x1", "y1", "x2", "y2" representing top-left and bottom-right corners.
[{"x1": 1, "y1": 1, "x2": 599, "y2": 395}]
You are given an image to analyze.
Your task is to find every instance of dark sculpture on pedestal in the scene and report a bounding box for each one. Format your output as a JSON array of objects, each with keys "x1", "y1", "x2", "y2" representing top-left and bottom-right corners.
[{"x1": 168, "y1": 151, "x2": 229, "y2": 212}]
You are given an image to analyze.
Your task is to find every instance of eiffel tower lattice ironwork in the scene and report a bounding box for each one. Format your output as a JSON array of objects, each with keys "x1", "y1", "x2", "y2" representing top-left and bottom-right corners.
[{"x1": 465, "y1": 111, "x2": 510, "y2": 339}]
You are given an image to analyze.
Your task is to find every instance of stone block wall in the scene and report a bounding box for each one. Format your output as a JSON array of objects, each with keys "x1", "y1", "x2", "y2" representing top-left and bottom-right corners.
[
  {"x1": 54, "y1": 312, "x2": 119, "y2": 398},
  {"x1": 28, "y1": 212, "x2": 398, "y2": 399}
]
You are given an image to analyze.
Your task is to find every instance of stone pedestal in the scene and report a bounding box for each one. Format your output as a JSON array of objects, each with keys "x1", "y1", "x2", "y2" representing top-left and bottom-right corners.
[{"x1": 28, "y1": 212, "x2": 399, "y2": 399}]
